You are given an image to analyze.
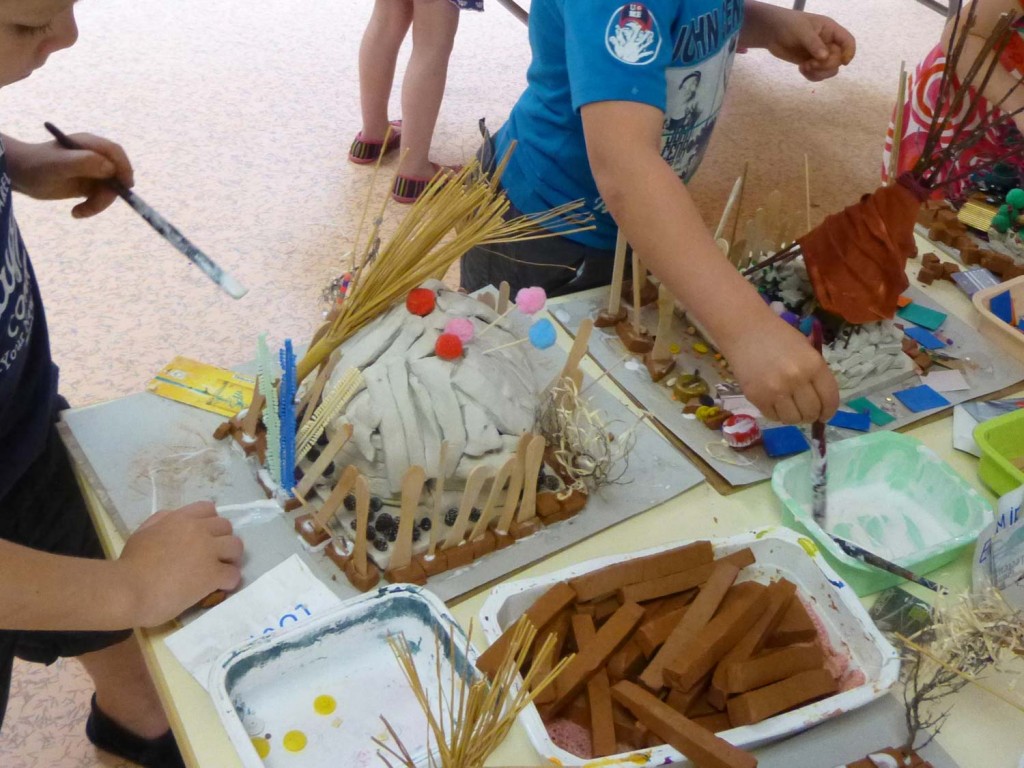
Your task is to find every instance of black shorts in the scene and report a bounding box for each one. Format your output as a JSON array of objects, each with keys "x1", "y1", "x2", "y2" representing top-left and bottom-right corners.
[{"x1": 0, "y1": 405, "x2": 132, "y2": 728}]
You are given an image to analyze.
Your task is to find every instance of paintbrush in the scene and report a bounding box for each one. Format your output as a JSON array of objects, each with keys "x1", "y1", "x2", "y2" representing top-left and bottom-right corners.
[
  {"x1": 44, "y1": 122, "x2": 247, "y2": 300},
  {"x1": 831, "y1": 535, "x2": 950, "y2": 595},
  {"x1": 810, "y1": 318, "x2": 828, "y2": 528}
]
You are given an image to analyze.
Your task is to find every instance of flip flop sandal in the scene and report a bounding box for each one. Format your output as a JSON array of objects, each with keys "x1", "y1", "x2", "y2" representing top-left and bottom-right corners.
[
  {"x1": 86, "y1": 693, "x2": 185, "y2": 768},
  {"x1": 391, "y1": 163, "x2": 462, "y2": 204},
  {"x1": 348, "y1": 120, "x2": 403, "y2": 165}
]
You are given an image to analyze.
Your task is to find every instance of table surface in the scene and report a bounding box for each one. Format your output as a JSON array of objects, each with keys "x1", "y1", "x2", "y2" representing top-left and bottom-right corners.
[{"x1": 74, "y1": 236, "x2": 1024, "y2": 768}]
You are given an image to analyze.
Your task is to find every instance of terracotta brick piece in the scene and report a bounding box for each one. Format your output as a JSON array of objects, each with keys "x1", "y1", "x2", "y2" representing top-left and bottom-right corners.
[
  {"x1": 727, "y1": 669, "x2": 838, "y2": 726},
  {"x1": 568, "y1": 541, "x2": 714, "y2": 602}
]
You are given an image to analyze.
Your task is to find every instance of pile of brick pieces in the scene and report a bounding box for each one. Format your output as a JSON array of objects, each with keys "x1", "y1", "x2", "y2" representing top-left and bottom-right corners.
[
  {"x1": 476, "y1": 541, "x2": 849, "y2": 768},
  {"x1": 918, "y1": 202, "x2": 1024, "y2": 285}
]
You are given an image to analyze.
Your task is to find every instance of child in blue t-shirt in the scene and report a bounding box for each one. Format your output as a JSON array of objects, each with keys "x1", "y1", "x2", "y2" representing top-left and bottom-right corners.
[
  {"x1": 461, "y1": 0, "x2": 854, "y2": 425},
  {"x1": 1, "y1": 2, "x2": 243, "y2": 763}
]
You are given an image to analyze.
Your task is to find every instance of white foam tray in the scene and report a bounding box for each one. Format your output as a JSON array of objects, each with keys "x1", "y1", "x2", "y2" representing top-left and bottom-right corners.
[
  {"x1": 209, "y1": 585, "x2": 477, "y2": 768},
  {"x1": 478, "y1": 528, "x2": 901, "y2": 767}
]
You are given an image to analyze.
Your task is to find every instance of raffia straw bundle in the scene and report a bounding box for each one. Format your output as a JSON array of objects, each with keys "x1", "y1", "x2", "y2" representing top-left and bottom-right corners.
[
  {"x1": 296, "y1": 150, "x2": 593, "y2": 383},
  {"x1": 375, "y1": 618, "x2": 572, "y2": 768}
]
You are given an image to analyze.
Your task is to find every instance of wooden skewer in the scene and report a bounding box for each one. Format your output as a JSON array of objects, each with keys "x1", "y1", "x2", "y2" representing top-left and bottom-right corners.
[
  {"x1": 765, "y1": 189, "x2": 783, "y2": 250},
  {"x1": 497, "y1": 280, "x2": 511, "y2": 314},
  {"x1": 515, "y1": 435, "x2": 547, "y2": 524},
  {"x1": 469, "y1": 457, "x2": 517, "y2": 542},
  {"x1": 312, "y1": 464, "x2": 359, "y2": 536},
  {"x1": 294, "y1": 423, "x2": 353, "y2": 498},
  {"x1": 297, "y1": 351, "x2": 341, "y2": 434},
  {"x1": 606, "y1": 230, "x2": 628, "y2": 317},
  {"x1": 648, "y1": 283, "x2": 675, "y2": 361},
  {"x1": 426, "y1": 441, "x2": 449, "y2": 558},
  {"x1": 804, "y1": 154, "x2": 813, "y2": 231},
  {"x1": 631, "y1": 252, "x2": 644, "y2": 335},
  {"x1": 727, "y1": 162, "x2": 749, "y2": 266},
  {"x1": 350, "y1": 474, "x2": 373, "y2": 578},
  {"x1": 389, "y1": 465, "x2": 427, "y2": 570},
  {"x1": 714, "y1": 173, "x2": 745, "y2": 242},
  {"x1": 496, "y1": 434, "x2": 531, "y2": 534},
  {"x1": 442, "y1": 466, "x2": 491, "y2": 549},
  {"x1": 888, "y1": 62, "x2": 908, "y2": 186}
]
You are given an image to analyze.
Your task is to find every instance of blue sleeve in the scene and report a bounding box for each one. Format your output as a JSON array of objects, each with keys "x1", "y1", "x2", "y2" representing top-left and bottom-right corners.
[{"x1": 563, "y1": 0, "x2": 676, "y2": 113}]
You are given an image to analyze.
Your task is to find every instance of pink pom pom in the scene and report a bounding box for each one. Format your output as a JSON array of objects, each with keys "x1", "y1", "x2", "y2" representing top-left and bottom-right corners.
[
  {"x1": 444, "y1": 317, "x2": 475, "y2": 343},
  {"x1": 515, "y1": 286, "x2": 547, "y2": 315}
]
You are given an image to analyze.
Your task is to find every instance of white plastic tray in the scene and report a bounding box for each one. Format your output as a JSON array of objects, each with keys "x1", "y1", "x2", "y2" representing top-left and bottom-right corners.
[
  {"x1": 209, "y1": 585, "x2": 477, "y2": 768},
  {"x1": 477, "y1": 528, "x2": 900, "y2": 767}
]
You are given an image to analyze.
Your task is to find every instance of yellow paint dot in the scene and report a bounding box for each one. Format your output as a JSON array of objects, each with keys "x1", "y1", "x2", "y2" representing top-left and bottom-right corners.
[
  {"x1": 283, "y1": 730, "x2": 308, "y2": 752},
  {"x1": 251, "y1": 737, "x2": 270, "y2": 759},
  {"x1": 313, "y1": 694, "x2": 336, "y2": 715},
  {"x1": 693, "y1": 342, "x2": 709, "y2": 354},
  {"x1": 669, "y1": 343, "x2": 681, "y2": 354},
  {"x1": 797, "y1": 537, "x2": 819, "y2": 557}
]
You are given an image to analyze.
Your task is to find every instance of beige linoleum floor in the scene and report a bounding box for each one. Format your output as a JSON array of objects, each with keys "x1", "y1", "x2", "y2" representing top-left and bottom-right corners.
[{"x1": 0, "y1": 0, "x2": 947, "y2": 765}]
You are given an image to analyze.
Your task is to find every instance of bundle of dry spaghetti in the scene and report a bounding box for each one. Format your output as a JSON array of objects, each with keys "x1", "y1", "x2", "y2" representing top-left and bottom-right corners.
[
  {"x1": 296, "y1": 149, "x2": 592, "y2": 382},
  {"x1": 375, "y1": 618, "x2": 572, "y2": 768}
]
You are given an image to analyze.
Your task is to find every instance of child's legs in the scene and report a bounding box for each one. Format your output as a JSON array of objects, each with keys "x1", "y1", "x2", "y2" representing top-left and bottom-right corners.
[
  {"x1": 359, "y1": 0, "x2": 414, "y2": 139},
  {"x1": 78, "y1": 637, "x2": 170, "y2": 739},
  {"x1": 398, "y1": 0, "x2": 460, "y2": 178}
]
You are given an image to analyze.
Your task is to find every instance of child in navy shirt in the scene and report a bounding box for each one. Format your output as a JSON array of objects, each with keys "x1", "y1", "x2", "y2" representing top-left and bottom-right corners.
[
  {"x1": 1, "y1": 2, "x2": 243, "y2": 764},
  {"x1": 461, "y1": 0, "x2": 854, "y2": 425}
]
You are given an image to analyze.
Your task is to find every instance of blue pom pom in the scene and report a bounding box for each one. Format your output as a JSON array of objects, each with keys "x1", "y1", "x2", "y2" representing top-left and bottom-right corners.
[
  {"x1": 528, "y1": 318, "x2": 557, "y2": 349},
  {"x1": 798, "y1": 316, "x2": 815, "y2": 335}
]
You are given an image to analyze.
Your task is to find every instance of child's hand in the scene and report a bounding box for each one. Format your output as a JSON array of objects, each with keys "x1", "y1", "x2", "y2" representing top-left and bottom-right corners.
[
  {"x1": 743, "y1": 4, "x2": 855, "y2": 83},
  {"x1": 6, "y1": 133, "x2": 133, "y2": 218},
  {"x1": 725, "y1": 318, "x2": 839, "y2": 424}
]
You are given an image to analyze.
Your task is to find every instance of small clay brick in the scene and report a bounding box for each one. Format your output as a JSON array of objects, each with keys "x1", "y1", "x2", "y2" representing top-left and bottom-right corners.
[
  {"x1": 921, "y1": 251, "x2": 941, "y2": 266},
  {"x1": 635, "y1": 605, "x2": 688, "y2": 658},
  {"x1": 727, "y1": 668, "x2": 838, "y2": 727},
  {"x1": 509, "y1": 517, "x2": 542, "y2": 540},
  {"x1": 723, "y1": 642, "x2": 825, "y2": 694},
  {"x1": 612, "y1": 681, "x2": 757, "y2": 768},
  {"x1": 621, "y1": 277, "x2": 659, "y2": 306},
  {"x1": 443, "y1": 542, "x2": 475, "y2": 569},
  {"x1": 766, "y1": 596, "x2": 817, "y2": 648},
  {"x1": 572, "y1": 614, "x2": 617, "y2": 758},
  {"x1": 612, "y1": 702, "x2": 648, "y2": 748},
  {"x1": 294, "y1": 513, "x2": 331, "y2": 546},
  {"x1": 607, "y1": 638, "x2": 647, "y2": 682},
  {"x1": 665, "y1": 676, "x2": 710, "y2": 716},
  {"x1": 663, "y1": 582, "x2": 767, "y2": 691},
  {"x1": 213, "y1": 421, "x2": 233, "y2": 440},
  {"x1": 385, "y1": 560, "x2": 427, "y2": 586},
  {"x1": 563, "y1": 694, "x2": 592, "y2": 730},
  {"x1": 415, "y1": 550, "x2": 449, "y2": 577},
  {"x1": 540, "y1": 504, "x2": 581, "y2": 525},
  {"x1": 592, "y1": 596, "x2": 621, "y2": 623},
  {"x1": 476, "y1": 582, "x2": 576, "y2": 679},
  {"x1": 569, "y1": 541, "x2": 714, "y2": 602},
  {"x1": 941, "y1": 262, "x2": 961, "y2": 281},
  {"x1": 639, "y1": 562, "x2": 740, "y2": 691},
  {"x1": 686, "y1": 693, "x2": 718, "y2": 718},
  {"x1": 917, "y1": 266, "x2": 939, "y2": 285},
  {"x1": 536, "y1": 491, "x2": 562, "y2": 518},
  {"x1": 619, "y1": 548, "x2": 754, "y2": 604},
  {"x1": 283, "y1": 497, "x2": 303, "y2": 513},
  {"x1": 692, "y1": 712, "x2": 733, "y2": 733},
  {"x1": 493, "y1": 530, "x2": 514, "y2": 550},
  {"x1": 561, "y1": 488, "x2": 588, "y2": 515},
  {"x1": 543, "y1": 602, "x2": 645, "y2": 718},
  {"x1": 468, "y1": 530, "x2": 498, "y2": 559},
  {"x1": 595, "y1": 308, "x2": 628, "y2": 328},
  {"x1": 325, "y1": 541, "x2": 350, "y2": 570},
  {"x1": 709, "y1": 579, "x2": 797, "y2": 709},
  {"x1": 530, "y1": 646, "x2": 556, "y2": 705},
  {"x1": 960, "y1": 245, "x2": 982, "y2": 265},
  {"x1": 647, "y1": 590, "x2": 697, "y2": 618},
  {"x1": 913, "y1": 351, "x2": 933, "y2": 370},
  {"x1": 344, "y1": 559, "x2": 380, "y2": 592}
]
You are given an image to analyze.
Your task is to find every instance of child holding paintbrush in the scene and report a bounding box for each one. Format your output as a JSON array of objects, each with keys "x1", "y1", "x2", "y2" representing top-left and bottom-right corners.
[
  {"x1": 460, "y1": 1, "x2": 853, "y2": 424},
  {"x1": 0, "y1": 2, "x2": 242, "y2": 764}
]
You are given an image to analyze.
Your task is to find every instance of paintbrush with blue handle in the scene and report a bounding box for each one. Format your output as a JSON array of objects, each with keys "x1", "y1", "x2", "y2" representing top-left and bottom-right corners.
[
  {"x1": 810, "y1": 318, "x2": 828, "y2": 528},
  {"x1": 44, "y1": 122, "x2": 247, "y2": 300},
  {"x1": 831, "y1": 535, "x2": 950, "y2": 595}
]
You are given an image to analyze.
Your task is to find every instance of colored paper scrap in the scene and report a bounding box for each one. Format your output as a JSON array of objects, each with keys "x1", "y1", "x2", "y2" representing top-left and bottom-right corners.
[
  {"x1": 989, "y1": 289, "x2": 1015, "y2": 325},
  {"x1": 904, "y1": 326, "x2": 945, "y2": 350},
  {"x1": 897, "y1": 303, "x2": 948, "y2": 331},
  {"x1": 952, "y1": 268, "x2": 1000, "y2": 297},
  {"x1": 847, "y1": 396, "x2": 896, "y2": 426},
  {"x1": 762, "y1": 426, "x2": 810, "y2": 458},
  {"x1": 827, "y1": 410, "x2": 872, "y2": 432},
  {"x1": 896, "y1": 295, "x2": 913, "y2": 308},
  {"x1": 920, "y1": 369, "x2": 970, "y2": 392},
  {"x1": 893, "y1": 384, "x2": 951, "y2": 413},
  {"x1": 147, "y1": 356, "x2": 256, "y2": 417}
]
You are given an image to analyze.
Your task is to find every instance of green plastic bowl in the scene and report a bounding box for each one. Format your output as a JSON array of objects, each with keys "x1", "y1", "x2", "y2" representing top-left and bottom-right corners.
[
  {"x1": 772, "y1": 432, "x2": 993, "y2": 595},
  {"x1": 974, "y1": 408, "x2": 1024, "y2": 497}
]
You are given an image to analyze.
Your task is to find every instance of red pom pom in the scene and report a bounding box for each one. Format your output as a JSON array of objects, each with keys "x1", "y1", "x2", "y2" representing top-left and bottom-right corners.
[
  {"x1": 435, "y1": 333, "x2": 464, "y2": 361},
  {"x1": 406, "y1": 288, "x2": 436, "y2": 317}
]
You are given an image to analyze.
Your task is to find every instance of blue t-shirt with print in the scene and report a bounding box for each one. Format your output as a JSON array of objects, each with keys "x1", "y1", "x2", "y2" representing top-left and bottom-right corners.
[
  {"x1": 495, "y1": 0, "x2": 743, "y2": 250},
  {"x1": 0, "y1": 138, "x2": 59, "y2": 500}
]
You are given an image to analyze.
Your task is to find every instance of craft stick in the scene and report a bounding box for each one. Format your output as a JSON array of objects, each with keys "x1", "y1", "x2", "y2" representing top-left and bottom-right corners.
[
  {"x1": 312, "y1": 464, "x2": 359, "y2": 536},
  {"x1": 295, "y1": 423, "x2": 353, "y2": 498},
  {"x1": 713, "y1": 174, "x2": 744, "y2": 242},
  {"x1": 297, "y1": 351, "x2": 340, "y2": 434},
  {"x1": 515, "y1": 435, "x2": 547, "y2": 524},
  {"x1": 443, "y1": 465, "x2": 492, "y2": 549},
  {"x1": 469, "y1": 457, "x2": 516, "y2": 541},
  {"x1": 631, "y1": 251, "x2": 644, "y2": 335},
  {"x1": 351, "y1": 474, "x2": 372, "y2": 578},
  {"x1": 294, "y1": 368, "x2": 364, "y2": 458},
  {"x1": 607, "y1": 230, "x2": 628, "y2": 315},
  {"x1": 727, "y1": 162, "x2": 748, "y2": 263},
  {"x1": 765, "y1": 189, "x2": 783, "y2": 249},
  {"x1": 805, "y1": 153, "x2": 813, "y2": 231},
  {"x1": 239, "y1": 384, "x2": 265, "y2": 438},
  {"x1": 496, "y1": 434, "x2": 531, "y2": 533},
  {"x1": 387, "y1": 466, "x2": 426, "y2": 570},
  {"x1": 497, "y1": 280, "x2": 511, "y2": 314},
  {"x1": 560, "y1": 318, "x2": 594, "y2": 382},
  {"x1": 649, "y1": 284, "x2": 675, "y2": 361},
  {"x1": 888, "y1": 62, "x2": 908, "y2": 186},
  {"x1": 427, "y1": 441, "x2": 449, "y2": 557}
]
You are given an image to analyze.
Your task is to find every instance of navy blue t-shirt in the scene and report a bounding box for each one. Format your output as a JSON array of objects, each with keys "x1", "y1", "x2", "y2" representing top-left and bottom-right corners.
[
  {"x1": 495, "y1": 0, "x2": 743, "y2": 249},
  {"x1": 0, "y1": 137, "x2": 59, "y2": 500}
]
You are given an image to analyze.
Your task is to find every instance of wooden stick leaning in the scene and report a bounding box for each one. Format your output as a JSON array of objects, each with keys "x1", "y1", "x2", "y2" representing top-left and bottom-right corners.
[
  {"x1": 443, "y1": 466, "x2": 492, "y2": 549},
  {"x1": 631, "y1": 251, "x2": 645, "y2": 335},
  {"x1": 497, "y1": 280, "x2": 511, "y2": 314},
  {"x1": 294, "y1": 423, "x2": 353, "y2": 499},
  {"x1": 515, "y1": 435, "x2": 547, "y2": 524},
  {"x1": 606, "y1": 230, "x2": 628, "y2": 317},
  {"x1": 469, "y1": 457, "x2": 517, "y2": 542},
  {"x1": 727, "y1": 162, "x2": 749, "y2": 267},
  {"x1": 311, "y1": 465, "x2": 359, "y2": 537},
  {"x1": 426, "y1": 441, "x2": 449, "y2": 559},
  {"x1": 351, "y1": 474, "x2": 373, "y2": 579},
  {"x1": 888, "y1": 61, "x2": 909, "y2": 186},
  {"x1": 239, "y1": 384, "x2": 265, "y2": 440},
  {"x1": 649, "y1": 283, "x2": 675, "y2": 362},
  {"x1": 496, "y1": 434, "x2": 532, "y2": 534},
  {"x1": 389, "y1": 465, "x2": 427, "y2": 571},
  {"x1": 296, "y1": 350, "x2": 341, "y2": 434}
]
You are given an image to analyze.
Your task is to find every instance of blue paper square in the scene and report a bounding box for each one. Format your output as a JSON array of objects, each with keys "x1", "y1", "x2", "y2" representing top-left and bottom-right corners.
[
  {"x1": 897, "y1": 303, "x2": 947, "y2": 331},
  {"x1": 762, "y1": 426, "x2": 810, "y2": 457},
  {"x1": 904, "y1": 326, "x2": 945, "y2": 350},
  {"x1": 828, "y1": 410, "x2": 872, "y2": 432},
  {"x1": 989, "y1": 290, "x2": 1015, "y2": 325},
  {"x1": 893, "y1": 384, "x2": 951, "y2": 413}
]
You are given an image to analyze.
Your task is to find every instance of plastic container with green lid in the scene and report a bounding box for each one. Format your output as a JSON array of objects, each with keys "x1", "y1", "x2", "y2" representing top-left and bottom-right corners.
[
  {"x1": 772, "y1": 431, "x2": 993, "y2": 595},
  {"x1": 974, "y1": 408, "x2": 1024, "y2": 497}
]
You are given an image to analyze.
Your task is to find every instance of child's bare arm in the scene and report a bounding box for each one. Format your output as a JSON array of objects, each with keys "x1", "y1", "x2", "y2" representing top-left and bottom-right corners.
[
  {"x1": 2, "y1": 131, "x2": 133, "y2": 217},
  {"x1": 581, "y1": 100, "x2": 839, "y2": 425},
  {"x1": 740, "y1": 1, "x2": 855, "y2": 82},
  {"x1": 0, "y1": 502, "x2": 243, "y2": 632}
]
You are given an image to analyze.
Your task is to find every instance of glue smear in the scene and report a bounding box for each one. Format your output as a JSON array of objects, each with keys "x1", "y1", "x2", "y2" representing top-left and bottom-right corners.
[{"x1": 822, "y1": 483, "x2": 951, "y2": 561}]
